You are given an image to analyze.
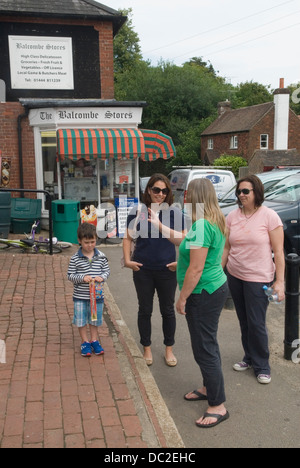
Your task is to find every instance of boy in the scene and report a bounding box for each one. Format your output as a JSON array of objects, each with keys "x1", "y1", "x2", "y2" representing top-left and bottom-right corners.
[{"x1": 68, "y1": 223, "x2": 110, "y2": 357}]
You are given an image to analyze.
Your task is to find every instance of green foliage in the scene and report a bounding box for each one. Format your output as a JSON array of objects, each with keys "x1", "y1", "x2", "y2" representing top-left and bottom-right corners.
[
  {"x1": 288, "y1": 83, "x2": 300, "y2": 115},
  {"x1": 232, "y1": 81, "x2": 272, "y2": 108},
  {"x1": 115, "y1": 58, "x2": 232, "y2": 167},
  {"x1": 113, "y1": 9, "x2": 143, "y2": 75},
  {"x1": 113, "y1": 14, "x2": 299, "y2": 173},
  {"x1": 213, "y1": 155, "x2": 248, "y2": 178}
]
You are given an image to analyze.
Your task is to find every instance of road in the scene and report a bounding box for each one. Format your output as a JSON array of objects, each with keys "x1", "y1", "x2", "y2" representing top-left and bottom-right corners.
[{"x1": 104, "y1": 243, "x2": 300, "y2": 448}]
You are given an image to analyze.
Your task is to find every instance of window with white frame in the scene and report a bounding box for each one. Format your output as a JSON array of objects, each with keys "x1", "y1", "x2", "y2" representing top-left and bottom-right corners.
[
  {"x1": 260, "y1": 134, "x2": 269, "y2": 149},
  {"x1": 230, "y1": 135, "x2": 238, "y2": 149},
  {"x1": 207, "y1": 138, "x2": 213, "y2": 149}
]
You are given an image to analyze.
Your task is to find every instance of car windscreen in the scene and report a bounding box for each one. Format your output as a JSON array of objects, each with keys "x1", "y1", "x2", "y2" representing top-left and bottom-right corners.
[
  {"x1": 169, "y1": 172, "x2": 189, "y2": 191},
  {"x1": 219, "y1": 186, "x2": 236, "y2": 203},
  {"x1": 265, "y1": 175, "x2": 300, "y2": 202}
]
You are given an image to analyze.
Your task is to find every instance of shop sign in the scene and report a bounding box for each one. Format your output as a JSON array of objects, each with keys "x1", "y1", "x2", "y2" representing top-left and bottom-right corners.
[
  {"x1": 115, "y1": 197, "x2": 138, "y2": 238},
  {"x1": 28, "y1": 107, "x2": 143, "y2": 127},
  {"x1": 8, "y1": 36, "x2": 74, "y2": 90}
]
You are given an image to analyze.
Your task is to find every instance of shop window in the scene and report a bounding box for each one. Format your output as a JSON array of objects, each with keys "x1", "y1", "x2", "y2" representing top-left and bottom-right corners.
[
  {"x1": 42, "y1": 130, "x2": 137, "y2": 208},
  {"x1": 41, "y1": 131, "x2": 58, "y2": 209}
]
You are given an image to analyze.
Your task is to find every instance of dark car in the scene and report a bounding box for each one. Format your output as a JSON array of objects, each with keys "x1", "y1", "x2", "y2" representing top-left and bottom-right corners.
[{"x1": 221, "y1": 174, "x2": 300, "y2": 256}]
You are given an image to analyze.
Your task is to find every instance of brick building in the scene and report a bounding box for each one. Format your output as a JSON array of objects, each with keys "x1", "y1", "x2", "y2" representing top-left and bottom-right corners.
[
  {"x1": 201, "y1": 80, "x2": 300, "y2": 173},
  {"x1": 0, "y1": 1, "x2": 175, "y2": 230}
]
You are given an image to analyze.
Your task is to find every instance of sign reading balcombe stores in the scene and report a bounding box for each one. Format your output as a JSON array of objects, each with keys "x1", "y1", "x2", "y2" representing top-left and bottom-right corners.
[{"x1": 8, "y1": 36, "x2": 74, "y2": 90}]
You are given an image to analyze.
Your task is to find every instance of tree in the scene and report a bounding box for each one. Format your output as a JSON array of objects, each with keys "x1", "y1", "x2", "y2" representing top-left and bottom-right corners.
[
  {"x1": 113, "y1": 8, "x2": 143, "y2": 75},
  {"x1": 232, "y1": 81, "x2": 272, "y2": 108},
  {"x1": 183, "y1": 56, "x2": 217, "y2": 77},
  {"x1": 288, "y1": 82, "x2": 300, "y2": 115}
]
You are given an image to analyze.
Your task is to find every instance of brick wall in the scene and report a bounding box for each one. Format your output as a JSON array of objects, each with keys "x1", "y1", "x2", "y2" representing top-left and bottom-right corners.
[
  {"x1": 95, "y1": 22, "x2": 115, "y2": 99},
  {"x1": 0, "y1": 102, "x2": 35, "y2": 196},
  {"x1": 0, "y1": 15, "x2": 115, "y2": 100},
  {"x1": 202, "y1": 132, "x2": 250, "y2": 163}
]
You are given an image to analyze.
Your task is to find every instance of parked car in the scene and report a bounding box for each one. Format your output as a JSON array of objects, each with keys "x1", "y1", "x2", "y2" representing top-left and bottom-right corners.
[
  {"x1": 168, "y1": 167, "x2": 236, "y2": 208},
  {"x1": 219, "y1": 168, "x2": 300, "y2": 208},
  {"x1": 139, "y1": 177, "x2": 150, "y2": 195},
  {"x1": 221, "y1": 173, "x2": 300, "y2": 256},
  {"x1": 264, "y1": 174, "x2": 300, "y2": 255}
]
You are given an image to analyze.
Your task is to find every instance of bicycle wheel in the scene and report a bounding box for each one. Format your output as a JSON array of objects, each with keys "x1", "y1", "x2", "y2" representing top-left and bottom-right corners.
[
  {"x1": 56, "y1": 241, "x2": 73, "y2": 249},
  {"x1": 35, "y1": 243, "x2": 62, "y2": 254},
  {"x1": 0, "y1": 240, "x2": 26, "y2": 252}
]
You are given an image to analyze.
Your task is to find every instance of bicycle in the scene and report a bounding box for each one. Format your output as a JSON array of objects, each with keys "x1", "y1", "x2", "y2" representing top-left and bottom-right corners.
[{"x1": 0, "y1": 221, "x2": 73, "y2": 254}]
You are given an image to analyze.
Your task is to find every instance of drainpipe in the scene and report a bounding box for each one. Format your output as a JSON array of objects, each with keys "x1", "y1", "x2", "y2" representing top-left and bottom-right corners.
[{"x1": 17, "y1": 106, "x2": 29, "y2": 197}]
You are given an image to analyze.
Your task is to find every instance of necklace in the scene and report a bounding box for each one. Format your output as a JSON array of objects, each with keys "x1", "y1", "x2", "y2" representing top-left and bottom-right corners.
[{"x1": 242, "y1": 207, "x2": 258, "y2": 219}]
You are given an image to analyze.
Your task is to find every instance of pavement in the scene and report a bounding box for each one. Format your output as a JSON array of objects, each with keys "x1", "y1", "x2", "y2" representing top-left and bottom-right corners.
[
  {"x1": 1, "y1": 239, "x2": 300, "y2": 449},
  {"x1": 0, "y1": 247, "x2": 184, "y2": 449}
]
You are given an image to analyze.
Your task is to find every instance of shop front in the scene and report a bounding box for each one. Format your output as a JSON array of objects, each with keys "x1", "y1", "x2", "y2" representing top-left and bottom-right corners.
[{"x1": 27, "y1": 100, "x2": 175, "y2": 236}]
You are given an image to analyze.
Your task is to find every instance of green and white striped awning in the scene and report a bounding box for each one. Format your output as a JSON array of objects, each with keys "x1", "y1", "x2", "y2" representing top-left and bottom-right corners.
[{"x1": 56, "y1": 128, "x2": 175, "y2": 161}]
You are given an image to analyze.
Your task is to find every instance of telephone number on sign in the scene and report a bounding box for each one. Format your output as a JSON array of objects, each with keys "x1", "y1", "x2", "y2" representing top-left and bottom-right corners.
[{"x1": 33, "y1": 78, "x2": 60, "y2": 83}]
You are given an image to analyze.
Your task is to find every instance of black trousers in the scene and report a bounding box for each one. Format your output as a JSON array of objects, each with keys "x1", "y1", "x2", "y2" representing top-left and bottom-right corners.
[
  {"x1": 185, "y1": 283, "x2": 229, "y2": 407},
  {"x1": 133, "y1": 269, "x2": 177, "y2": 347},
  {"x1": 227, "y1": 272, "x2": 271, "y2": 376}
]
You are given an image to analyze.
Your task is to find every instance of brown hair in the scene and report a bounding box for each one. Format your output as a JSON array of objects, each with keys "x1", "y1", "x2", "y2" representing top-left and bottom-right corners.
[
  {"x1": 143, "y1": 173, "x2": 174, "y2": 207},
  {"x1": 235, "y1": 175, "x2": 264, "y2": 208},
  {"x1": 77, "y1": 222, "x2": 97, "y2": 240}
]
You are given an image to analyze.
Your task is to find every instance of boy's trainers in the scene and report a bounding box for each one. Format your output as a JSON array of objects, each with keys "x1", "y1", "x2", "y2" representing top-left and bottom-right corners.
[
  {"x1": 81, "y1": 341, "x2": 92, "y2": 357},
  {"x1": 91, "y1": 340, "x2": 104, "y2": 355}
]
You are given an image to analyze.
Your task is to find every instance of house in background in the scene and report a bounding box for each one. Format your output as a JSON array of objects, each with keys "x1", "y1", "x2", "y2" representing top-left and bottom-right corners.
[{"x1": 201, "y1": 79, "x2": 300, "y2": 173}]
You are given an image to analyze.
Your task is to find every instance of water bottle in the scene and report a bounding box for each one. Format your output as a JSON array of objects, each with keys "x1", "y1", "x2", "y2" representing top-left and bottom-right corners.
[{"x1": 263, "y1": 285, "x2": 279, "y2": 303}]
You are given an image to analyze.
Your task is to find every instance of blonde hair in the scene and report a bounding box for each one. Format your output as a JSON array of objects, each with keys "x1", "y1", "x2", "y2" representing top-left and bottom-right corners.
[{"x1": 186, "y1": 178, "x2": 227, "y2": 235}]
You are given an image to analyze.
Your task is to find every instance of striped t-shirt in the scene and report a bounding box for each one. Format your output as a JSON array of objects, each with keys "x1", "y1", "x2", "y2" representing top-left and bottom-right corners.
[{"x1": 67, "y1": 248, "x2": 110, "y2": 301}]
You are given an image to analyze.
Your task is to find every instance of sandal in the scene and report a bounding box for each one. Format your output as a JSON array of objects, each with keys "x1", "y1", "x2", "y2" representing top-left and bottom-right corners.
[
  {"x1": 184, "y1": 390, "x2": 208, "y2": 401},
  {"x1": 196, "y1": 411, "x2": 229, "y2": 428}
]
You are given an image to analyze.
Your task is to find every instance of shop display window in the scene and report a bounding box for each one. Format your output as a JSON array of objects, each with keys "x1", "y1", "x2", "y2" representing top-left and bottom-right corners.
[{"x1": 41, "y1": 131, "x2": 137, "y2": 208}]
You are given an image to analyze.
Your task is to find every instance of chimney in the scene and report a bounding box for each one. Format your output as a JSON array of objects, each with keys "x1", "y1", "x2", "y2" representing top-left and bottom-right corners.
[
  {"x1": 273, "y1": 78, "x2": 290, "y2": 150},
  {"x1": 218, "y1": 100, "x2": 231, "y2": 116}
]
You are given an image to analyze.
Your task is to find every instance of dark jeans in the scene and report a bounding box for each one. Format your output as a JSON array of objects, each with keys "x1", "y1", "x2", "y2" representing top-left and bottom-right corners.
[
  {"x1": 133, "y1": 269, "x2": 177, "y2": 347},
  {"x1": 227, "y1": 272, "x2": 271, "y2": 376},
  {"x1": 185, "y1": 283, "x2": 229, "y2": 407}
]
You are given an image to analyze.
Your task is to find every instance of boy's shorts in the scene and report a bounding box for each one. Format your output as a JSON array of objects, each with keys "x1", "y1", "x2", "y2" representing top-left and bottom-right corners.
[{"x1": 72, "y1": 300, "x2": 103, "y2": 327}]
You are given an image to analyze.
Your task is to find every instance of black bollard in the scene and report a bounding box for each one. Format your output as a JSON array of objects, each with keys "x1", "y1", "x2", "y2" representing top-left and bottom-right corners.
[{"x1": 284, "y1": 253, "x2": 300, "y2": 361}]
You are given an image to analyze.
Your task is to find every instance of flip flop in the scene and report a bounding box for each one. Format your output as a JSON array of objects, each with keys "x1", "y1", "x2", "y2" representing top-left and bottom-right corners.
[
  {"x1": 184, "y1": 390, "x2": 208, "y2": 401},
  {"x1": 196, "y1": 411, "x2": 230, "y2": 428}
]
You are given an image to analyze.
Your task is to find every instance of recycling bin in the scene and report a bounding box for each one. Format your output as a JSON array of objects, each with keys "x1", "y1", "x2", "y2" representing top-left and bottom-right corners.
[
  {"x1": 0, "y1": 192, "x2": 11, "y2": 238},
  {"x1": 52, "y1": 200, "x2": 80, "y2": 244},
  {"x1": 10, "y1": 198, "x2": 41, "y2": 234}
]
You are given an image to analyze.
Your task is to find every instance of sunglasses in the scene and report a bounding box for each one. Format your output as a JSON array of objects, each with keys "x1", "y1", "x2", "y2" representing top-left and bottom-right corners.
[
  {"x1": 150, "y1": 187, "x2": 169, "y2": 195},
  {"x1": 237, "y1": 188, "x2": 254, "y2": 196}
]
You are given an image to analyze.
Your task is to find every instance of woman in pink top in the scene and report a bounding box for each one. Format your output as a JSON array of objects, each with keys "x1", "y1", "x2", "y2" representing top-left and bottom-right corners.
[{"x1": 223, "y1": 175, "x2": 285, "y2": 384}]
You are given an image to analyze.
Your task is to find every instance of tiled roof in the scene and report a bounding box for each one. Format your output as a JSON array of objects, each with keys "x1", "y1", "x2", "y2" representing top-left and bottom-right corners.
[
  {"x1": 0, "y1": 0, "x2": 125, "y2": 31},
  {"x1": 202, "y1": 102, "x2": 274, "y2": 136}
]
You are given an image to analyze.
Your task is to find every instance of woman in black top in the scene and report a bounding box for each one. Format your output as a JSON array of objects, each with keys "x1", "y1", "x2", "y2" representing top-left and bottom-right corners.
[{"x1": 123, "y1": 174, "x2": 185, "y2": 367}]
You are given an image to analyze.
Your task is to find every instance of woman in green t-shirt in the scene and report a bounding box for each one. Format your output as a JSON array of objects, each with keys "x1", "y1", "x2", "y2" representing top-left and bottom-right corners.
[
  {"x1": 148, "y1": 178, "x2": 229, "y2": 428},
  {"x1": 177, "y1": 178, "x2": 229, "y2": 429}
]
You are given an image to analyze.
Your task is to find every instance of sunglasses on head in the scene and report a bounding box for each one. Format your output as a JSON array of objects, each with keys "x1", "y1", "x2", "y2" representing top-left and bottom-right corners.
[
  {"x1": 150, "y1": 186, "x2": 169, "y2": 195},
  {"x1": 237, "y1": 188, "x2": 254, "y2": 195}
]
